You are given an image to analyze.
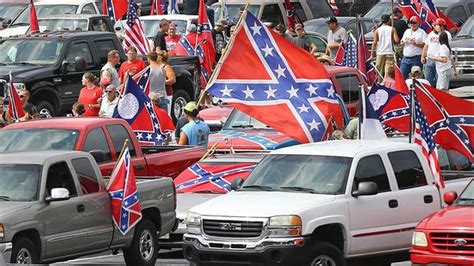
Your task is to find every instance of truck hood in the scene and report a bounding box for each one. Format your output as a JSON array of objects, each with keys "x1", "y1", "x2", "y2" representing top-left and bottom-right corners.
[
  {"x1": 189, "y1": 191, "x2": 336, "y2": 217},
  {"x1": 451, "y1": 37, "x2": 474, "y2": 48},
  {"x1": 0, "y1": 201, "x2": 32, "y2": 217},
  {"x1": 209, "y1": 129, "x2": 298, "y2": 151},
  {"x1": 176, "y1": 193, "x2": 222, "y2": 219},
  {"x1": 0, "y1": 64, "x2": 51, "y2": 82},
  {"x1": 418, "y1": 206, "x2": 474, "y2": 230}
]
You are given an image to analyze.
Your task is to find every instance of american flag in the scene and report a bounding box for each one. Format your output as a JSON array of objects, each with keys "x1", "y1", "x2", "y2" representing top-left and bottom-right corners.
[
  {"x1": 107, "y1": 147, "x2": 143, "y2": 235},
  {"x1": 413, "y1": 93, "x2": 444, "y2": 188},
  {"x1": 334, "y1": 33, "x2": 357, "y2": 67},
  {"x1": 123, "y1": 0, "x2": 151, "y2": 56}
]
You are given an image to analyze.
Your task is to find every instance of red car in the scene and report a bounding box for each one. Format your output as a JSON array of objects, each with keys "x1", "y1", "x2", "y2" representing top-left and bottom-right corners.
[{"x1": 411, "y1": 179, "x2": 474, "y2": 265}]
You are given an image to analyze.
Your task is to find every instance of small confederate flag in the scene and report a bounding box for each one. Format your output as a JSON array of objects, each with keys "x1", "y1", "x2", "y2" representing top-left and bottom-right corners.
[
  {"x1": 150, "y1": 0, "x2": 165, "y2": 15},
  {"x1": 29, "y1": 0, "x2": 39, "y2": 33},
  {"x1": 197, "y1": 0, "x2": 216, "y2": 89},
  {"x1": 7, "y1": 73, "x2": 25, "y2": 120},
  {"x1": 283, "y1": 0, "x2": 303, "y2": 31},
  {"x1": 103, "y1": 0, "x2": 128, "y2": 24},
  {"x1": 107, "y1": 147, "x2": 142, "y2": 235}
]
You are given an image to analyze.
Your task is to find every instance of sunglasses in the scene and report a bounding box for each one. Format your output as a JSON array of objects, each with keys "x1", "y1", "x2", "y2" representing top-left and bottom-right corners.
[
  {"x1": 19, "y1": 95, "x2": 25, "y2": 98},
  {"x1": 106, "y1": 90, "x2": 114, "y2": 93}
]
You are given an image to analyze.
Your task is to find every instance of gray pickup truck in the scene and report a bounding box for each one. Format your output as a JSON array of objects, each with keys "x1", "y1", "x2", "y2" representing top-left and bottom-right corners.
[{"x1": 0, "y1": 150, "x2": 177, "y2": 265}]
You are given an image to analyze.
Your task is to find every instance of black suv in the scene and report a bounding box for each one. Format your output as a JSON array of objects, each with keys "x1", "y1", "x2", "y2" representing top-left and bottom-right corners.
[{"x1": 0, "y1": 31, "x2": 200, "y2": 121}]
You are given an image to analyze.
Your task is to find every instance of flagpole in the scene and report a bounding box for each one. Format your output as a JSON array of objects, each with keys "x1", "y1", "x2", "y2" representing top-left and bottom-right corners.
[
  {"x1": 409, "y1": 78, "x2": 416, "y2": 143},
  {"x1": 390, "y1": 0, "x2": 394, "y2": 27},
  {"x1": 200, "y1": 142, "x2": 219, "y2": 161},
  {"x1": 197, "y1": 3, "x2": 250, "y2": 106}
]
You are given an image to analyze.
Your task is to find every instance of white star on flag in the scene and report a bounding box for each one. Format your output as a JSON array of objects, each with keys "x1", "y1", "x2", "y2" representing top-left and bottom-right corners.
[
  {"x1": 307, "y1": 119, "x2": 321, "y2": 131},
  {"x1": 243, "y1": 86, "x2": 255, "y2": 99},
  {"x1": 220, "y1": 86, "x2": 232, "y2": 97},
  {"x1": 250, "y1": 22, "x2": 262, "y2": 36},
  {"x1": 265, "y1": 86, "x2": 277, "y2": 99}
]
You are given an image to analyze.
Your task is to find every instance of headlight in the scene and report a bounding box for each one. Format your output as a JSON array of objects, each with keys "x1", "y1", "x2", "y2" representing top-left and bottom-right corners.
[
  {"x1": 0, "y1": 224, "x2": 4, "y2": 241},
  {"x1": 412, "y1": 231, "x2": 428, "y2": 247},
  {"x1": 185, "y1": 212, "x2": 201, "y2": 234},
  {"x1": 268, "y1": 215, "x2": 302, "y2": 237},
  {"x1": 13, "y1": 83, "x2": 26, "y2": 91}
]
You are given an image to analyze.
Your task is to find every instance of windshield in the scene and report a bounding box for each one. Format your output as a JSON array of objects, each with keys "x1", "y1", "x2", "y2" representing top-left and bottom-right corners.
[
  {"x1": 242, "y1": 155, "x2": 352, "y2": 194},
  {"x1": 456, "y1": 180, "x2": 474, "y2": 206},
  {"x1": 0, "y1": 164, "x2": 41, "y2": 201},
  {"x1": 457, "y1": 17, "x2": 474, "y2": 38},
  {"x1": 364, "y1": 2, "x2": 391, "y2": 19},
  {"x1": 38, "y1": 18, "x2": 88, "y2": 32},
  {"x1": 12, "y1": 5, "x2": 78, "y2": 26},
  {"x1": 0, "y1": 129, "x2": 79, "y2": 152},
  {"x1": 223, "y1": 109, "x2": 269, "y2": 130},
  {"x1": 305, "y1": 20, "x2": 329, "y2": 36},
  {"x1": 211, "y1": 4, "x2": 260, "y2": 24},
  {"x1": 143, "y1": 19, "x2": 189, "y2": 38},
  {"x1": 0, "y1": 39, "x2": 64, "y2": 65},
  {"x1": 0, "y1": 4, "x2": 27, "y2": 21}
]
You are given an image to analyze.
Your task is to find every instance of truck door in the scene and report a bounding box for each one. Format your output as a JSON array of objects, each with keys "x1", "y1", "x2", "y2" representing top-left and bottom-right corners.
[
  {"x1": 347, "y1": 155, "x2": 402, "y2": 255},
  {"x1": 386, "y1": 150, "x2": 440, "y2": 249},
  {"x1": 41, "y1": 161, "x2": 87, "y2": 259},
  {"x1": 70, "y1": 157, "x2": 113, "y2": 251}
]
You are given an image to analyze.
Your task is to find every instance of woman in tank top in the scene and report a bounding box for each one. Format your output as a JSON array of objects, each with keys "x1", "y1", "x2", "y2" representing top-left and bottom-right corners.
[{"x1": 147, "y1": 50, "x2": 175, "y2": 112}]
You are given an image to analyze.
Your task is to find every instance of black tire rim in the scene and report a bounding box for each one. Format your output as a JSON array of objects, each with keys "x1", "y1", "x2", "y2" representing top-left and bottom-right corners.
[
  {"x1": 139, "y1": 230, "x2": 154, "y2": 261},
  {"x1": 16, "y1": 248, "x2": 32, "y2": 264},
  {"x1": 173, "y1": 97, "x2": 187, "y2": 119},
  {"x1": 311, "y1": 255, "x2": 337, "y2": 266}
]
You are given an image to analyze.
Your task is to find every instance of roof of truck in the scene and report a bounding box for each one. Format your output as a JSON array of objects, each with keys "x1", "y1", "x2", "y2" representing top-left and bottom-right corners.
[
  {"x1": 0, "y1": 150, "x2": 87, "y2": 164},
  {"x1": 271, "y1": 140, "x2": 417, "y2": 157},
  {"x1": 3, "y1": 117, "x2": 125, "y2": 131},
  {"x1": 5, "y1": 30, "x2": 116, "y2": 40}
]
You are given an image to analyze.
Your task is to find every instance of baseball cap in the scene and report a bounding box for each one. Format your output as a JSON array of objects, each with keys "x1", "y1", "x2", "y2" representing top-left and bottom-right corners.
[
  {"x1": 183, "y1": 101, "x2": 199, "y2": 112},
  {"x1": 169, "y1": 23, "x2": 176, "y2": 29},
  {"x1": 381, "y1": 14, "x2": 390, "y2": 23},
  {"x1": 393, "y1": 7, "x2": 401, "y2": 14},
  {"x1": 409, "y1": 16, "x2": 419, "y2": 24},
  {"x1": 434, "y1": 18, "x2": 446, "y2": 26},
  {"x1": 411, "y1": 66, "x2": 422, "y2": 73},
  {"x1": 326, "y1": 17, "x2": 338, "y2": 24}
]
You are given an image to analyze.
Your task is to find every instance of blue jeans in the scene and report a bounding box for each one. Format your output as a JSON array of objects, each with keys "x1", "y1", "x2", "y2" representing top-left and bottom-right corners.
[
  {"x1": 158, "y1": 97, "x2": 168, "y2": 113},
  {"x1": 400, "y1": 55, "x2": 422, "y2": 79},
  {"x1": 424, "y1": 59, "x2": 437, "y2": 87}
]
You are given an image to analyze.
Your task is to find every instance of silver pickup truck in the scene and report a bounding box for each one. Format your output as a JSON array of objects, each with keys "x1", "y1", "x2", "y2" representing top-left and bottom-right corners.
[{"x1": 0, "y1": 150, "x2": 177, "y2": 265}]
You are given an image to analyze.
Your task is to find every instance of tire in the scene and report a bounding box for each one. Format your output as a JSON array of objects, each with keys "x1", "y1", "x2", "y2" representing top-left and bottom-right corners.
[
  {"x1": 307, "y1": 241, "x2": 346, "y2": 266},
  {"x1": 123, "y1": 219, "x2": 159, "y2": 266},
  {"x1": 11, "y1": 237, "x2": 39, "y2": 264},
  {"x1": 35, "y1": 100, "x2": 55, "y2": 117},
  {"x1": 171, "y1": 90, "x2": 191, "y2": 124}
]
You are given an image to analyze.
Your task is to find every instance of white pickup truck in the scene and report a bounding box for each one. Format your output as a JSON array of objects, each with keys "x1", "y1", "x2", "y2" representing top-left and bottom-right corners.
[{"x1": 182, "y1": 140, "x2": 472, "y2": 265}]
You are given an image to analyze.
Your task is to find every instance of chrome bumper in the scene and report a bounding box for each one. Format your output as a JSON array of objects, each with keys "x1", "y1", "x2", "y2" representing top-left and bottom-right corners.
[{"x1": 0, "y1": 242, "x2": 12, "y2": 264}]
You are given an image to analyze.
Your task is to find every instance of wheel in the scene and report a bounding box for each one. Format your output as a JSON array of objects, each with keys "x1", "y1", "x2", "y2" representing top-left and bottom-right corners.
[
  {"x1": 35, "y1": 100, "x2": 55, "y2": 117},
  {"x1": 123, "y1": 219, "x2": 159, "y2": 266},
  {"x1": 171, "y1": 90, "x2": 191, "y2": 124},
  {"x1": 307, "y1": 241, "x2": 346, "y2": 266},
  {"x1": 11, "y1": 237, "x2": 39, "y2": 264}
]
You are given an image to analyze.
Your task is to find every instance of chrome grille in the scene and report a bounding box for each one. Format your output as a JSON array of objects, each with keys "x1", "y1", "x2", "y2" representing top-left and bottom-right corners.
[
  {"x1": 203, "y1": 219, "x2": 264, "y2": 238},
  {"x1": 430, "y1": 232, "x2": 474, "y2": 254}
]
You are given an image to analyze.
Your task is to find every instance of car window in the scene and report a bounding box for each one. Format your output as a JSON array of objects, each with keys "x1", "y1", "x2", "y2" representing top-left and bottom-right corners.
[
  {"x1": 335, "y1": 73, "x2": 361, "y2": 103},
  {"x1": 46, "y1": 161, "x2": 78, "y2": 197},
  {"x1": 447, "y1": 5, "x2": 467, "y2": 26},
  {"x1": 354, "y1": 155, "x2": 390, "y2": 192},
  {"x1": 388, "y1": 150, "x2": 427, "y2": 189},
  {"x1": 81, "y1": 3, "x2": 96, "y2": 14},
  {"x1": 93, "y1": 39, "x2": 117, "y2": 65},
  {"x1": 469, "y1": 3, "x2": 474, "y2": 15},
  {"x1": 446, "y1": 150, "x2": 472, "y2": 172},
  {"x1": 437, "y1": 148, "x2": 450, "y2": 171},
  {"x1": 95, "y1": 0, "x2": 103, "y2": 13},
  {"x1": 91, "y1": 18, "x2": 111, "y2": 32},
  {"x1": 71, "y1": 157, "x2": 100, "y2": 194},
  {"x1": 83, "y1": 127, "x2": 112, "y2": 161},
  {"x1": 306, "y1": 34, "x2": 326, "y2": 53},
  {"x1": 65, "y1": 42, "x2": 93, "y2": 71},
  {"x1": 261, "y1": 4, "x2": 284, "y2": 26},
  {"x1": 345, "y1": 20, "x2": 358, "y2": 38},
  {"x1": 106, "y1": 124, "x2": 136, "y2": 157},
  {"x1": 292, "y1": 2, "x2": 307, "y2": 22}
]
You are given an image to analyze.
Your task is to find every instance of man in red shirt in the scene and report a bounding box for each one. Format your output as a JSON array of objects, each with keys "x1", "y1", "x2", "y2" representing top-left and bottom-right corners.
[
  {"x1": 165, "y1": 24, "x2": 181, "y2": 56},
  {"x1": 118, "y1": 46, "x2": 145, "y2": 84}
]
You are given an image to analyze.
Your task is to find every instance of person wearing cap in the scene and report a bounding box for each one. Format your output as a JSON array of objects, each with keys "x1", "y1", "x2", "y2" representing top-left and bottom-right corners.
[
  {"x1": 405, "y1": 66, "x2": 429, "y2": 88},
  {"x1": 165, "y1": 24, "x2": 181, "y2": 56},
  {"x1": 400, "y1": 16, "x2": 427, "y2": 79},
  {"x1": 428, "y1": 31, "x2": 455, "y2": 90},
  {"x1": 178, "y1": 102, "x2": 210, "y2": 147},
  {"x1": 371, "y1": 14, "x2": 399, "y2": 83},
  {"x1": 391, "y1": 8, "x2": 407, "y2": 46},
  {"x1": 153, "y1": 19, "x2": 170, "y2": 52},
  {"x1": 325, "y1": 17, "x2": 347, "y2": 58},
  {"x1": 293, "y1": 23, "x2": 317, "y2": 53},
  {"x1": 213, "y1": 19, "x2": 227, "y2": 60},
  {"x1": 421, "y1": 18, "x2": 452, "y2": 87}
]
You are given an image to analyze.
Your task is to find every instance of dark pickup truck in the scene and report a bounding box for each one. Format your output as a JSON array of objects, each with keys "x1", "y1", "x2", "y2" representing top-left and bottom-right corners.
[{"x1": 0, "y1": 31, "x2": 200, "y2": 121}]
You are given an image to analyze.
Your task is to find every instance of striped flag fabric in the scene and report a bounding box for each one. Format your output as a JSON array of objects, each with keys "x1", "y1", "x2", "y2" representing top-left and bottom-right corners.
[
  {"x1": 150, "y1": 0, "x2": 165, "y2": 15},
  {"x1": 327, "y1": 0, "x2": 340, "y2": 16},
  {"x1": 123, "y1": 0, "x2": 151, "y2": 56},
  {"x1": 283, "y1": 0, "x2": 303, "y2": 31},
  {"x1": 197, "y1": 0, "x2": 215, "y2": 89},
  {"x1": 103, "y1": 0, "x2": 128, "y2": 25},
  {"x1": 7, "y1": 73, "x2": 25, "y2": 120}
]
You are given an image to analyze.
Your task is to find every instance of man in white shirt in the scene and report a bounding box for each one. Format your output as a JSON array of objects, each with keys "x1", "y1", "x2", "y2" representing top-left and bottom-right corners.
[
  {"x1": 99, "y1": 85, "x2": 119, "y2": 118},
  {"x1": 371, "y1": 14, "x2": 399, "y2": 83},
  {"x1": 325, "y1": 17, "x2": 348, "y2": 58},
  {"x1": 421, "y1": 18, "x2": 452, "y2": 87},
  {"x1": 400, "y1": 16, "x2": 427, "y2": 79}
]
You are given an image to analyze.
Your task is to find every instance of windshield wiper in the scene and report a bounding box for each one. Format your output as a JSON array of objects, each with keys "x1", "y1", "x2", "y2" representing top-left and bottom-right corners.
[
  {"x1": 456, "y1": 34, "x2": 472, "y2": 39},
  {"x1": 10, "y1": 22, "x2": 29, "y2": 27},
  {"x1": 192, "y1": 190, "x2": 225, "y2": 194},
  {"x1": 280, "y1": 186, "x2": 320, "y2": 194},
  {"x1": 232, "y1": 124, "x2": 254, "y2": 129},
  {"x1": 0, "y1": 195, "x2": 11, "y2": 201},
  {"x1": 458, "y1": 198, "x2": 474, "y2": 201},
  {"x1": 15, "y1": 61, "x2": 40, "y2": 66},
  {"x1": 241, "y1": 185, "x2": 274, "y2": 191}
]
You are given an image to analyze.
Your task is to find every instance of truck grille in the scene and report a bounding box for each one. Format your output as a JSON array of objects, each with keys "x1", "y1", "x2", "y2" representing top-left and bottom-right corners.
[
  {"x1": 430, "y1": 232, "x2": 474, "y2": 254},
  {"x1": 203, "y1": 219, "x2": 264, "y2": 238},
  {"x1": 454, "y1": 50, "x2": 474, "y2": 63}
]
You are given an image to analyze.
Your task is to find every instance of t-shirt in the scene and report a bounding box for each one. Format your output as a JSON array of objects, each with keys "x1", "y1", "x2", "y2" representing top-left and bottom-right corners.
[
  {"x1": 401, "y1": 28, "x2": 427, "y2": 57},
  {"x1": 292, "y1": 35, "x2": 312, "y2": 51},
  {"x1": 118, "y1": 59, "x2": 145, "y2": 83},
  {"x1": 181, "y1": 119, "x2": 210, "y2": 147},
  {"x1": 327, "y1": 27, "x2": 348, "y2": 56},
  {"x1": 175, "y1": 117, "x2": 188, "y2": 139},
  {"x1": 101, "y1": 62, "x2": 120, "y2": 87},
  {"x1": 79, "y1": 86, "x2": 102, "y2": 117},
  {"x1": 99, "y1": 96, "x2": 119, "y2": 118},
  {"x1": 392, "y1": 19, "x2": 408, "y2": 41},
  {"x1": 424, "y1": 30, "x2": 452, "y2": 57},
  {"x1": 165, "y1": 35, "x2": 181, "y2": 55},
  {"x1": 153, "y1": 105, "x2": 175, "y2": 132},
  {"x1": 153, "y1": 31, "x2": 168, "y2": 51},
  {"x1": 435, "y1": 44, "x2": 452, "y2": 72}
]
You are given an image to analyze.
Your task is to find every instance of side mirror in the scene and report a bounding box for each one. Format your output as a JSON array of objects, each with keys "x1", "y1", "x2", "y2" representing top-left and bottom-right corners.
[
  {"x1": 352, "y1": 182, "x2": 378, "y2": 197},
  {"x1": 115, "y1": 26, "x2": 122, "y2": 32},
  {"x1": 231, "y1": 177, "x2": 244, "y2": 191},
  {"x1": 443, "y1": 191, "x2": 458, "y2": 206},
  {"x1": 90, "y1": 150, "x2": 106, "y2": 163},
  {"x1": 74, "y1": 56, "x2": 87, "y2": 72},
  {"x1": 61, "y1": 60, "x2": 68, "y2": 73},
  {"x1": 45, "y1": 188, "x2": 70, "y2": 202}
]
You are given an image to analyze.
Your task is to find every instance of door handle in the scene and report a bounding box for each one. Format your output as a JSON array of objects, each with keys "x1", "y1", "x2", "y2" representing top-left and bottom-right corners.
[
  {"x1": 76, "y1": 204, "x2": 85, "y2": 213},
  {"x1": 135, "y1": 165, "x2": 145, "y2": 171},
  {"x1": 424, "y1": 195, "x2": 433, "y2": 204},
  {"x1": 388, "y1": 199, "x2": 398, "y2": 208}
]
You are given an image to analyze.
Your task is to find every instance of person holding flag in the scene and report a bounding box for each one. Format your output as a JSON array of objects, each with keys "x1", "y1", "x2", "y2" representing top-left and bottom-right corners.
[{"x1": 325, "y1": 17, "x2": 347, "y2": 58}]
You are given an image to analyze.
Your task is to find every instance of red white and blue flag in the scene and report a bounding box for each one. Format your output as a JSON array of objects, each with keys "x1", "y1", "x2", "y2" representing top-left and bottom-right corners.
[
  {"x1": 29, "y1": 0, "x2": 39, "y2": 33},
  {"x1": 103, "y1": 0, "x2": 128, "y2": 24},
  {"x1": 175, "y1": 162, "x2": 256, "y2": 193},
  {"x1": 118, "y1": 66, "x2": 152, "y2": 95},
  {"x1": 398, "y1": 0, "x2": 434, "y2": 32},
  {"x1": 7, "y1": 73, "x2": 25, "y2": 120},
  {"x1": 327, "y1": 0, "x2": 340, "y2": 16},
  {"x1": 208, "y1": 129, "x2": 295, "y2": 151},
  {"x1": 424, "y1": 0, "x2": 459, "y2": 31},
  {"x1": 150, "y1": 0, "x2": 165, "y2": 15},
  {"x1": 123, "y1": 0, "x2": 151, "y2": 56},
  {"x1": 283, "y1": 0, "x2": 303, "y2": 31},
  {"x1": 168, "y1": 0, "x2": 179, "y2": 14},
  {"x1": 107, "y1": 147, "x2": 142, "y2": 235},
  {"x1": 206, "y1": 11, "x2": 347, "y2": 143},
  {"x1": 197, "y1": 0, "x2": 216, "y2": 89},
  {"x1": 113, "y1": 75, "x2": 168, "y2": 146}
]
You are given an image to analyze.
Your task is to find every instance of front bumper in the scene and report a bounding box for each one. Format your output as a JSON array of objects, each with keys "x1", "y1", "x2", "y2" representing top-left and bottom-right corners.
[
  {"x1": 0, "y1": 242, "x2": 12, "y2": 264},
  {"x1": 411, "y1": 249, "x2": 474, "y2": 264},
  {"x1": 183, "y1": 234, "x2": 308, "y2": 264}
]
